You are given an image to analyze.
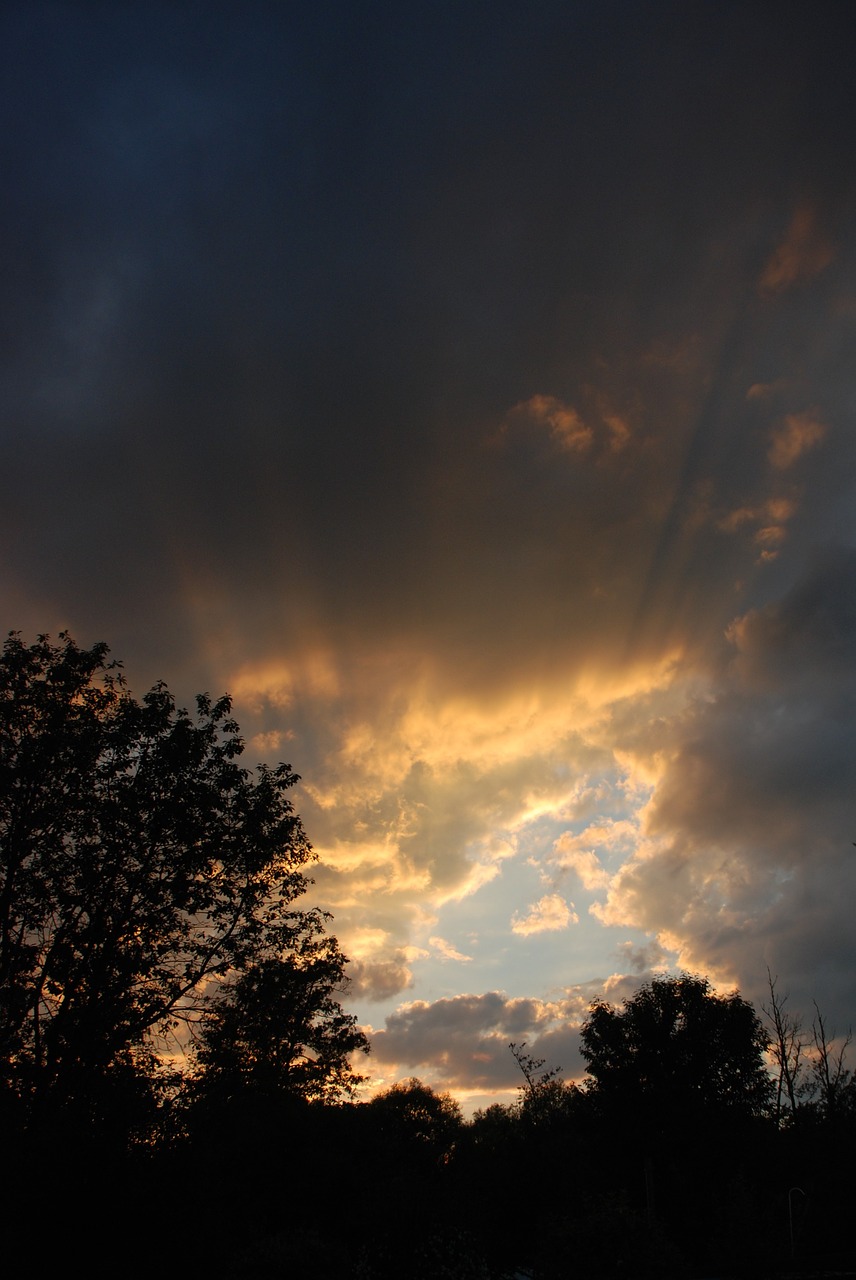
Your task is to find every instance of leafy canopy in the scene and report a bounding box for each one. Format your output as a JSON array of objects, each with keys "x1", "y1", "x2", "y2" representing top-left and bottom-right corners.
[
  {"x1": 0, "y1": 631, "x2": 366, "y2": 1117},
  {"x1": 581, "y1": 973, "x2": 772, "y2": 1117}
]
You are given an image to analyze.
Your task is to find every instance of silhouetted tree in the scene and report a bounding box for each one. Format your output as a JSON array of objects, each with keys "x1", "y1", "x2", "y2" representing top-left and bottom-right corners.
[
  {"x1": 352, "y1": 1079, "x2": 467, "y2": 1277},
  {"x1": 580, "y1": 975, "x2": 776, "y2": 1274},
  {"x1": 581, "y1": 972, "x2": 772, "y2": 1119},
  {"x1": 763, "y1": 969, "x2": 806, "y2": 1124},
  {"x1": 365, "y1": 1076, "x2": 463, "y2": 1157},
  {"x1": 806, "y1": 1001, "x2": 853, "y2": 1120},
  {"x1": 509, "y1": 1039, "x2": 577, "y2": 1126},
  {"x1": 0, "y1": 631, "x2": 362, "y2": 1131},
  {"x1": 762, "y1": 973, "x2": 854, "y2": 1126},
  {"x1": 190, "y1": 949, "x2": 368, "y2": 1104}
]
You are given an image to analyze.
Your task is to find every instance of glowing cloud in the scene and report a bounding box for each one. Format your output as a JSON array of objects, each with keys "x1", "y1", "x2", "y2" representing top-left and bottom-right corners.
[
  {"x1": 552, "y1": 832, "x2": 613, "y2": 890},
  {"x1": 511, "y1": 893, "x2": 578, "y2": 935},
  {"x1": 759, "y1": 203, "x2": 835, "y2": 295},
  {"x1": 429, "y1": 935, "x2": 473, "y2": 963},
  {"x1": 348, "y1": 956, "x2": 414, "y2": 1002},
  {"x1": 513, "y1": 394, "x2": 594, "y2": 452},
  {"x1": 717, "y1": 496, "x2": 798, "y2": 533},
  {"x1": 716, "y1": 496, "x2": 799, "y2": 565},
  {"x1": 768, "y1": 410, "x2": 827, "y2": 470},
  {"x1": 230, "y1": 651, "x2": 341, "y2": 711}
]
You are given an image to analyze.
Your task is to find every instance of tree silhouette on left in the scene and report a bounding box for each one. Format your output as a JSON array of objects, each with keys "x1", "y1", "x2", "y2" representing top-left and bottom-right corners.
[{"x1": 0, "y1": 631, "x2": 366, "y2": 1132}]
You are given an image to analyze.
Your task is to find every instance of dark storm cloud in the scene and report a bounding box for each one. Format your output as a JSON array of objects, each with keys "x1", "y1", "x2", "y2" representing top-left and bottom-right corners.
[
  {"x1": 4, "y1": 1, "x2": 856, "y2": 687},
  {"x1": 601, "y1": 549, "x2": 856, "y2": 1025}
]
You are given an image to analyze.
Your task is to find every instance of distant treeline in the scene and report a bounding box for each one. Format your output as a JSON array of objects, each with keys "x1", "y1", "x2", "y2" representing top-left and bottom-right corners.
[{"x1": 3, "y1": 972, "x2": 855, "y2": 1279}]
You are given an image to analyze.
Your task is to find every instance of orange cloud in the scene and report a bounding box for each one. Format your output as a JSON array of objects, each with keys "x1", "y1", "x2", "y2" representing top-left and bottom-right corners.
[
  {"x1": 759, "y1": 203, "x2": 835, "y2": 295},
  {"x1": 768, "y1": 410, "x2": 827, "y2": 469},
  {"x1": 249, "y1": 728, "x2": 294, "y2": 754},
  {"x1": 513, "y1": 393, "x2": 594, "y2": 452},
  {"x1": 753, "y1": 525, "x2": 787, "y2": 549},
  {"x1": 718, "y1": 495, "x2": 798, "y2": 534},
  {"x1": 717, "y1": 495, "x2": 799, "y2": 563},
  {"x1": 602, "y1": 411, "x2": 632, "y2": 453},
  {"x1": 231, "y1": 650, "x2": 340, "y2": 710}
]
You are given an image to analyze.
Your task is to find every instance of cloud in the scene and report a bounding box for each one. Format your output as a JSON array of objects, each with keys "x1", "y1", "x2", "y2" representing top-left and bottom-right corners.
[
  {"x1": 368, "y1": 989, "x2": 591, "y2": 1090},
  {"x1": 231, "y1": 654, "x2": 341, "y2": 712},
  {"x1": 511, "y1": 893, "x2": 578, "y2": 935},
  {"x1": 505, "y1": 392, "x2": 638, "y2": 462},
  {"x1": 429, "y1": 935, "x2": 473, "y2": 963},
  {"x1": 249, "y1": 728, "x2": 294, "y2": 754},
  {"x1": 262, "y1": 669, "x2": 623, "y2": 906},
  {"x1": 552, "y1": 820, "x2": 638, "y2": 889},
  {"x1": 615, "y1": 939, "x2": 674, "y2": 974},
  {"x1": 717, "y1": 496, "x2": 800, "y2": 564},
  {"x1": 746, "y1": 380, "x2": 791, "y2": 401},
  {"x1": 512, "y1": 394, "x2": 594, "y2": 453},
  {"x1": 717, "y1": 496, "x2": 798, "y2": 534},
  {"x1": 348, "y1": 957, "x2": 414, "y2": 1002},
  {"x1": 726, "y1": 546, "x2": 856, "y2": 687},
  {"x1": 593, "y1": 550, "x2": 856, "y2": 1023},
  {"x1": 768, "y1": 411, "x2": 827, "y2": 470},
  {"x1": 365, "y1": 969, "x2": 679, "y2": 1095},
  {"x1": 553, "y1": 842, "x2": 610, "y2": 890},
  {"x1": 758, "y1": 204, "x2": 835, "y2": 295}
]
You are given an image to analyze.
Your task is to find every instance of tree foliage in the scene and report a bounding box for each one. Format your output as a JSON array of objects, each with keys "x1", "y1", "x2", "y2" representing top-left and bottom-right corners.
[
  {"x1": 763, "y1": 970, "x2": 855, "y2": 1125},
  {"x1": 0, "y1": 631, "x2": 365, "y2": 1123},
  {"x1": 581, "y1": 973, "x2": 772, "y2": 1118},
  {"x1": 763, "y1": 969, "x2": 806, "y2": 1123},
  {"x1": 365, "y1": 1076, "x2": 463, "y2": 1155},
  {"x1": 509, "y1": 1040, "x2": 577, "y2": 1127},
  {"x1": 191, "y1": 949, "x2": 368, "y2": 1103}
]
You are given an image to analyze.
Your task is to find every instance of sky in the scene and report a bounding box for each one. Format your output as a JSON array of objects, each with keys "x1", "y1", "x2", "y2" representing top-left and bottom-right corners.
[{"x1": 3, "y1": 0, "x2": 856, "y2": 1109}]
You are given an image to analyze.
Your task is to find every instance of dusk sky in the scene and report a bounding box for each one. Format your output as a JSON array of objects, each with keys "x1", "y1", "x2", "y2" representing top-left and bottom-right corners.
[{"x1": 3, "y1": 1, "x2": 856, "y2": 1108}]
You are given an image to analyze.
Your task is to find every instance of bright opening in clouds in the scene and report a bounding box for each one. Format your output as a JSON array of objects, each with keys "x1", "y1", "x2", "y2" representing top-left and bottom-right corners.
[{"x1": 3, "y1": 0, "x2": 856, "y2": 1107}]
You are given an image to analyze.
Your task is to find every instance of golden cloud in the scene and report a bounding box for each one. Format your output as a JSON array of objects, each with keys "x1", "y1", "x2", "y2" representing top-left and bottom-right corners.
[
  {"x1": 511, "y1": 893, "x2": 578, "y2": 935},
  {"x1": 429, "y1": 935, "x2": 473, "y2": 962},
  {"x1": 220, "y1": 630, "x2": 704, "y2": 1027},
  {"x1": 552, "y1": 825, "x2": 629, "y2": 889},
  {"x1": 230, "y1": 650, "x2": 341, "y2": 711},
  {"x1": 249, "y1": 728, "x2": 294, "y2": 754}
]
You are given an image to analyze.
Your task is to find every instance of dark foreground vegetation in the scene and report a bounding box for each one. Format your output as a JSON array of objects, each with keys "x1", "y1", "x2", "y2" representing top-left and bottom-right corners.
[{"x1": 1, "y1": 634, "x2": 854, "y2": 1278}]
